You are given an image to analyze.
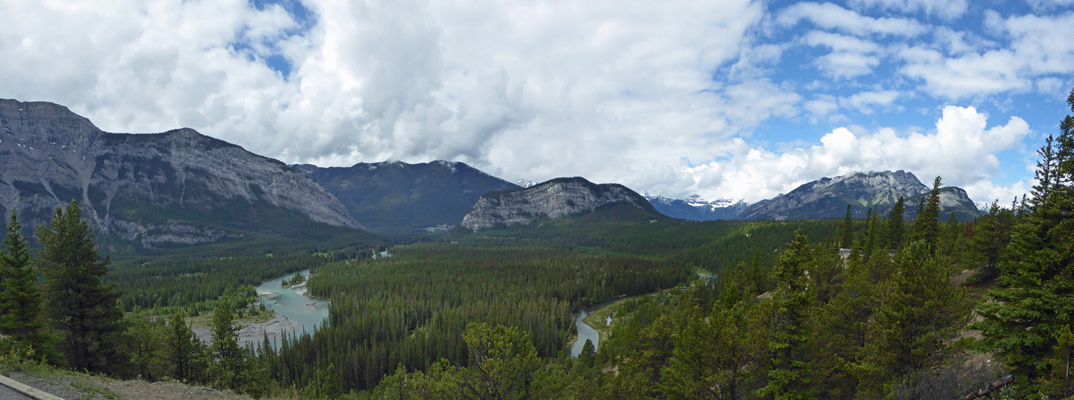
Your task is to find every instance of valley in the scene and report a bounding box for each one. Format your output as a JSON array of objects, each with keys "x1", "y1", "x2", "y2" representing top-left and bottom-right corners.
[{"x1": 1, "y1": 94, "x2": 1072, "y2": 399}]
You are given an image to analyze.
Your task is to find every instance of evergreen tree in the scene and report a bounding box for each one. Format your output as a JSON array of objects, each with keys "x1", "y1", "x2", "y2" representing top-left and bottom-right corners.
[
  {"x1": 36, "y1": 201, "x2": 124, "y2": 372},
  {"x1": 840, "y1": 205, "x2": 853, "y2": 249},
  {"x1": 966, "y1": 201, "x2": 1014, "y2": 282},
  {"x1": 976, "y1": 89, "x2": 1074, "y2": 393},
  {"x1": 0, "y1": 212, "x2": 57, "y2": 363},
  {"x1": 208, "y1": 304, "x2": 248, "y2": 391},
  {"x1": 165, "y1": 311, "x2": 201, "y2": 383},
  {"x1": 756, "y1": 230, "x2": 815, "y2": 400},
  {"x1": 858, "y1": 240, "x2": 970, "y2": 394},
  {"x1": 885, "y1": 196, "x2": 906, "y2": 250},
  {"x1": 912, "y1": 177, "x2": 942, "y2": 253}
]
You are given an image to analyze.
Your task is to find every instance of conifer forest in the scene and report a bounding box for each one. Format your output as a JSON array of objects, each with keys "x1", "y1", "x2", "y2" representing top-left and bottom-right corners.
[{"x1": 1, "y1": 91, "x2": 1073, "y2": 400}]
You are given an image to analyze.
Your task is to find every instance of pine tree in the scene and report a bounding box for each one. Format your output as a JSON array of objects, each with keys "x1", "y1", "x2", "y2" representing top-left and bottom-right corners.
[
  {"x1": 885, "y1": 196, "x2": 906, "y2": 250},
  {"x1": 208, "y1": 304, "x2": 248, "y2": 391},
  {"x1": 0, "y1": 212, "x2": 57, "y2": 363},
  {"x1": 976, "y1": 89, "x2": 1074, "y2": 392},
  {"x1": 165, "y1": 311, "x2": 201, "y2": 382},
  {"x1": 36, "y1": 201, "x2": 124, "y2": 372},
  {"x1": 966, "y1": 201, "x2": 1014, "y2": 282},
  {"x1": 912, "y1": 177, "x2": 942, "y2": 253},
  {"x1": 840, "y1": 205, "x2": 854, "y2": 249},
  {"x1": 756, "y1": 230, "x2": 815, "y2": 400},
  {"x1": 858, "y1": 240, "x2": 970, "y2": 394}
]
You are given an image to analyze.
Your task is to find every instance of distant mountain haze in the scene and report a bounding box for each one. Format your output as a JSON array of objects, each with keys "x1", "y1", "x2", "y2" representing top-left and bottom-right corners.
[{"x1": 647, "y1": 171, "x2": 980, "y2": 221}]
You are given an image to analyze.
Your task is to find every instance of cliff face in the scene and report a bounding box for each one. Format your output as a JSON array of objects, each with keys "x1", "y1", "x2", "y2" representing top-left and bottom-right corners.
[
  {"x1": 736, "y1": 170, "x2": 981, "y2": 221},
  {"x1": 0, "y1": 99, "x2": 361, "y2": 248},
  {"x1": 460, "y1": 177, "x2": 656, "y2": 231}
]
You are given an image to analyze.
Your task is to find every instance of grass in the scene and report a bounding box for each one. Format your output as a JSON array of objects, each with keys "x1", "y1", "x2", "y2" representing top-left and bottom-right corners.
[
  {"x1": 582, "y1": 297, "x2": 634, "y2": 345},
  {"x1": 186, "y1": 308, "x2": 277, "y2": 331}
]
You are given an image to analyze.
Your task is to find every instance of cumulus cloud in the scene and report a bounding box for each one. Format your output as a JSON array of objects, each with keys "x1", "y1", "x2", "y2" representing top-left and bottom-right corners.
[
  {"x1": 685, "y1": 106, "x2": 1031, "y2": 203},
  {"x1": 0, "y1": 0, "x2": 1053, "y2": 208},
  {"x1": 0, "y1": 0, "x2": 784, "y2": 184}
]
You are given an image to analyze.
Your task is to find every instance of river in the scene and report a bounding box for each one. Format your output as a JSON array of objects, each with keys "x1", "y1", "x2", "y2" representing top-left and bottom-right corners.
[
  {"x1": 570, "y1": 309, "x2": 600, "y2": 357},
  {"x1": 193, "y1": 270, "x2": 331, "y2": 347},
  {"x1": 253, "y1": 270, "x2": 331, "y2": 347}
]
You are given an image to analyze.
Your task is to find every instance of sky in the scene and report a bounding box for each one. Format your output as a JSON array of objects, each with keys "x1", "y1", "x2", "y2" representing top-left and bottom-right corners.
[{"x1": 2, "y1": 0, "x2": 1073, "y2": 205}]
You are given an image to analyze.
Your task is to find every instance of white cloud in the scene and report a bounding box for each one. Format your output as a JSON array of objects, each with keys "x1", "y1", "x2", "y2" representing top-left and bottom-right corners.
[
  {"x1": 1025, "y1": 0, "x2": 1074, "y2": 11},
  {"x1": 898, "y1": 12, "x2": 1074, "y2": 99},
  {"x1": 777, "y1": 2, "x2": 927, "y2": 37},
  {"x1": 848, "y1": 0, "x2": 968, "y2": 20},
  {"x1": 898, "y1": 47, "x2": 1028, "y2": 99},
  {"x1": 802, "y1": 31, "x2": 882, "y2": 79},
  {"x1": 0, "y1": 0, "x2": 777, "y2": 186},
  {"x1": 0, "y1": 0, "x2": 1050, "y2": 208},
  {"x1": 685, "y1": 106, "x2": 1031, "y2": 203},
  {"x1": 840, "y1": 90, "x2": 901, "y2": 114}
]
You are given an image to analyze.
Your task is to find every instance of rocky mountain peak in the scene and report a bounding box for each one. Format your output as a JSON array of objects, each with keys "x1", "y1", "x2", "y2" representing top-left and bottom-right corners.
[
  {"x1": 460, "y1": 177, "x2": 656, "y2": 231},
  {"x1": 736, "y1": 170, "x2": 980, "y2": 221},
  {"x1": 1, "y1": 99, "x2": 361, "y2": 249}
]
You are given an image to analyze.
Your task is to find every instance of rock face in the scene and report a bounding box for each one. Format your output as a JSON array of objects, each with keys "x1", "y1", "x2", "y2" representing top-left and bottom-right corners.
[
  {"x1": 646, "y1": 195, "x2": 749, "y2": 221},
  {"x1": 0, "y1": 99, "x2": 361, "y2": 248},
  {"x1": 736, "y1": 170, "x2": 981, "y2": 221},
  {"x1": 298, "y1": 160, "x2": 519, "y2": 234},
  {"x1": 461, "y1": 177, "x2": 657, "y2": 231}
]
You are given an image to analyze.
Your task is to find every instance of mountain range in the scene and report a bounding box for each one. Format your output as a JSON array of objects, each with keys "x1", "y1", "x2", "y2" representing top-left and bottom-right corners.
[
  {"x1": 295, "y1": 160, "x2": 518, "y2": 234},
  {"x1": 1, "y1": 98, "x2": 983, "y2": 247},
  {"x1": 645, "y1": 195, "x2": 749, "y2": 221},
  {"x1": 0, "y1": 99, "x2": 360, "y2": 250},
  {"x1": 736, "y1": 170, "x2": 980, "y2": 221},
  {"x1": 649, "y1": 171, "x2": 981, "y2": 222}
]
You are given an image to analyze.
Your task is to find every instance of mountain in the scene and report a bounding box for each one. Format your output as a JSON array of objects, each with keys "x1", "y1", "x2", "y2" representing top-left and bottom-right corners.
[
  {"x1": 515, "y1": 179, "x2": 538, "y2": 188},
  {"x1": 646, "y1": 194, "x2": 749, "y2": 221},
  {"x1": 296, "y1": 160, "x2": 519, "y2": 234},
  {"x1": 461, "y1": 177, "x2": 659, "y2": 231},
  {"x1": 736, "y1": 170, "x2": 981, "y2": 221},
  {"x1": 0, "y1": 99, "x2": 361, "y2": 249}
]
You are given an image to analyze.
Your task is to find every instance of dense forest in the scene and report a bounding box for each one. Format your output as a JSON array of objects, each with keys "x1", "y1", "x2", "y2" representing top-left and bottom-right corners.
[{"x1": 0, "y1": 89, "x2": 1072, "y2": 399}]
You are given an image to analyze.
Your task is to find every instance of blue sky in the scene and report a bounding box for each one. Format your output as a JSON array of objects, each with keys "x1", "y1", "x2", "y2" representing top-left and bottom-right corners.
[{"x1": 1, "y1": 0, "x2": 1072, "y2": 204}]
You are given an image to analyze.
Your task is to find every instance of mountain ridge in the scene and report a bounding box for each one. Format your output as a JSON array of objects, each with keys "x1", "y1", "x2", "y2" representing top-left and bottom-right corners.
[
  {"x1": 736, "y1": 170, "x2": 980, "y2": 221},
  {"x1": 0, "y1": 99, "x2": 361, "y2": 249},
  {"x1": 461, "y1": 177, "x2": 658, "y2": 231},
  {"x1": 298, "y1": 160, "x2": 520, "y2": 234}
]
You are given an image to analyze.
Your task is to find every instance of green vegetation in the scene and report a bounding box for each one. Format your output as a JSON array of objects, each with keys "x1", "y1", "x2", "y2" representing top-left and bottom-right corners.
[
  {"x1": 2, "y1": 88, "x2": 1070, "y2": 399},
  {"x1": 36, "y1": 201, "x2": 125, "y2": 372}
]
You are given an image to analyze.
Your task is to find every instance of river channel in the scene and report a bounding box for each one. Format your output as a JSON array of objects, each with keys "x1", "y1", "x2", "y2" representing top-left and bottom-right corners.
[
  {"x1": 570, "y1": 310, "x2": 601, "y2": 357},
  {"x1": 250, "y1": 270, "x2": 330, "y2": 347}
]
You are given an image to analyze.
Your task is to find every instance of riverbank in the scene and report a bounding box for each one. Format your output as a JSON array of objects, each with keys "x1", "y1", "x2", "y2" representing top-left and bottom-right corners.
[
  {"x1": 191, "y1": 313, "x2": 302, "y2": 348},
  {"x1": 192, "y1": 270, "x2": 330, "y2": 347}
]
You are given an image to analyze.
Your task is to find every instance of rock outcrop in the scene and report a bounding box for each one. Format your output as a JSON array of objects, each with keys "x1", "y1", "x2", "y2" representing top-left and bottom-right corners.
[
  {"x1": 0, "y1": 99, "x2": 361, "y2": 248},
  {"x1": 460, "y1": 177, "x2": 656, "y2": 231},
  {"x1": 736, "y1": 170, "x2": 981, "y2": 221}
]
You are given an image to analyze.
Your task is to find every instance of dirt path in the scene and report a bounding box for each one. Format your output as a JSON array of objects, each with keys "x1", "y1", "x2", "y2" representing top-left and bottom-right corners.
[{"x1": 5, "y1": 371, "x2": 251, "y2": 400}]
